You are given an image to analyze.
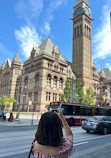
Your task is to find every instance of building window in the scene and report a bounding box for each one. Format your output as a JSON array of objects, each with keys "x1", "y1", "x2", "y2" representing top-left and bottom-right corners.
[
  {"x1": 85, "y1": 25, "x2": 87, "y2": 36},
  {"x1": 60, "y1": 67, "x2": 63, "y2": 73},
  {"x1": 59, "y1": 78, "x2": 63, "y2": 89},
  {"x1": 46, "y1": 92, "x2": 51, "y2": 101},
  {"x1": 53, "y1": 93, "x2": 57, "y2": 101},
  {"x1": 87, "y1": 26, "x2": 88, "y2": 37},
  {"x1": 74, "y1": 28, "x2": 76, "y2": 38},
  {"x1": 35, "y1": 75, "x2": 39, "y2": 87},
  {"x1": 77, "y1": 27, "x2": 79, "y2": 36},
  {"x1": 48, "y1": 63, "x2": 52, "y2": 69},
  {"x1": 29, "y1": 93, "x2": 32, "y2": 101},
  {"x1": 36, "y1": 62, "x2": 41, "y2": 69},
  {"x1": 89, "y1": 28, "x2": 91, "y2": 38},
  {"x1": 34, "y1": 92, "x2": 38, "y2": 101},
  {"x1": 53, "y1": 76, "x2": 57, "y2": 88},
  {"x1": 23, "y1": 94, "x2": 26, "y2": 102},
  {"x1": 47, "y1": 74, "x2": 51, "y2": 86},
  {"x1": 54, "y1": 65, "x2": 58, "y2": 71},
  {"x1": 59, "y1": 94, "x2": 61, "y2": 101},
  {"x1": 80, "y1": 24, "x2": 82, "y2": 35},
  {"x1": 24, "y1": 78, "x2": 28, "y2": 89}
]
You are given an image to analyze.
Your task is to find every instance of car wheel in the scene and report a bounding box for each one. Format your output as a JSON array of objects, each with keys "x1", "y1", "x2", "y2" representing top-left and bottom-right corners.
[
  {"x1": 103, "y1": 127, "x2": 108, "y2": 135},
  {"x1": 68, "y1": 118, "x2": 75, "y2": 126},
  {"x1": 86, "y1": 130, "x2": 90, "y2": 133}
]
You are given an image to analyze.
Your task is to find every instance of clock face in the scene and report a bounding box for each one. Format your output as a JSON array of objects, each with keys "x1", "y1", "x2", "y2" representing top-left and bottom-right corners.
[
  {"x1": 84, "y1": 7, "x2": 89, "y2": 16},
  {"x1": 75, "y1": 7, "x2": 82, "y2": 15}
]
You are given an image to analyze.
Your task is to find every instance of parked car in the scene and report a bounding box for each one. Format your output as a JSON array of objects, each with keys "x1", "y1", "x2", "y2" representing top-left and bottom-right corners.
[
  {"x1": 0, "y1": 111, "x2": 6, "y2": 121},
  {"x1": 82, "y1": 116, "x2": 111, "y2": 135}
]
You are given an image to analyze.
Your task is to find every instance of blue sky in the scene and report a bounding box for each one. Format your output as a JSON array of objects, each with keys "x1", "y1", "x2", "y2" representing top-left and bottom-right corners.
[{"x1": 0, "y1": 0, "x2": 111, "y2": 72}]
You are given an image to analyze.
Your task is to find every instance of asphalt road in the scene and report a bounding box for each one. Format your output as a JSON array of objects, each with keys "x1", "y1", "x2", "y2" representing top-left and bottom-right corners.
[{"x1": 0, "y1": 126, "x2": 111, "y2": 158}]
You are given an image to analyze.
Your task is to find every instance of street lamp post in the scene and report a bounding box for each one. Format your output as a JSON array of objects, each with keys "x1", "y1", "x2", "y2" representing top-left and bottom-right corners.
[
  {"x1": 28, "y1": 100, "x2": 34, "y2": 125},
  {"x1": 17, "y1": 95, "x2": 20, "y2": 118}
]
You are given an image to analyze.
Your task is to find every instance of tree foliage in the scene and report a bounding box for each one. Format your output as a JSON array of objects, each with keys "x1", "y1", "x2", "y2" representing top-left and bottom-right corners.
[
  {"x1": 61, "y1": 78, "x2": 84, "y2": 103},
  {"x1": 76, "y1": 79, "x2": 84, "y2": 103},
  {"x1": 83, "y1": 86, "x2": 96, "y2": 105},
  {"x1": 61, "y1": 78, "x2": 96, "y2": 105},
  {"x1": 63, "y1": 77, "x2": 72, "y2": 102},
  {"x1": 0, "y1": 96, "x2": 16, "y2": 110}
]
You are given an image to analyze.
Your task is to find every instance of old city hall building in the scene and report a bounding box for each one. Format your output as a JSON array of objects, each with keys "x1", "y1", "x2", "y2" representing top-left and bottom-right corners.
[{"x1": 0, "y1": 0, "x2": 111, "y2": 113}]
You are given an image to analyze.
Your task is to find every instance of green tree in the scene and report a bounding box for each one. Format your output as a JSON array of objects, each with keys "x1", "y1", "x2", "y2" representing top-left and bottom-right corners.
[
  {"x1": 1, "y1": 96, "x2": 16, "y2": 110},
  {"x1": 61, "y1": 78, "x2": 84, "y2": 103},
  {"x1": 83, "y1": 86, "x2": 96, "y2": 105},
  {"x1": 76, "y1": 79, "x2": 84, "y2": 103},
  {"x1": 61, "y1": 77, "x2": 71, "y2": 102},
  {"x1": 64, "y1": 77, "x2": 72, "y2": 102},
  {"x1": 61, "y1": 78, "x2": 96, "y2": 105}
]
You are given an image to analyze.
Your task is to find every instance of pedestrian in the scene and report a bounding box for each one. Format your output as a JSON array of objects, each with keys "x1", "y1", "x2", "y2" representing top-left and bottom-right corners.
[
  {"x1": 29, "y1": 109, "x2": 74, "y2": 158},
  {"x1": 8, "y1": 112, "x2": 14, "y2": 122},
  {"x1": 0, "y1": 112, "x2": 5, "y2": 122}
]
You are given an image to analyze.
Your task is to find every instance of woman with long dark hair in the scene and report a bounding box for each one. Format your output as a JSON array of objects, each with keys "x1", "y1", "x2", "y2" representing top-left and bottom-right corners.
[{"x1": 32, "y1": 109, "x2": 74, "y2": 158}]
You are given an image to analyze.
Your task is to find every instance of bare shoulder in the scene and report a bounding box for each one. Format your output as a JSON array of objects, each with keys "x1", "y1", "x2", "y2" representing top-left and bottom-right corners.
[{"x1": 34, "y1": 141, "x2": 59, "y2": 154}]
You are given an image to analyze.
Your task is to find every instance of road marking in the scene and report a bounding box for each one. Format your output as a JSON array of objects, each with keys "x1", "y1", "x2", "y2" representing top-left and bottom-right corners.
[
  {"x1": 74, "y1": 141, "x2": 88, "y2": 146},
  {"x1": 74, "y1": 134, "x2": 111, "y2": 143},
  {"x1": 0, "y1": 149, "x2": 29, "y2": 158},
  {"x1": 0, "y1": 137, "x2": 33, "y2": 142}
]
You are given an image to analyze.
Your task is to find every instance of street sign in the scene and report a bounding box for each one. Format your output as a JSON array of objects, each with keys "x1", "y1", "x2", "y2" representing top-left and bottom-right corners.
[{"x1": 103, "y1": 96, "x2": 105, "y2": 101}]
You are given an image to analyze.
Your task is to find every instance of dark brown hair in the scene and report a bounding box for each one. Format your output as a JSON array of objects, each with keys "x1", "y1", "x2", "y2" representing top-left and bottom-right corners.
[{"x1": 35, "y1": 111, "x2": 63, "y2": 147}]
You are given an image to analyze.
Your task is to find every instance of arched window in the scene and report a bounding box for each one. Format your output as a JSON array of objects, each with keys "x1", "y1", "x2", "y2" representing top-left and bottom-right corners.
[
  {"x1": 59, "y1": 78, "x2": 63, "y2": 89},
  {"x1": 89, "y1": 28, "x2": 91, "y2": 38},
  {"x1": 74, "y1": 28, "x2": 76, "y2": 38},
  {"x1": 85, "y1": 25, "x2": 87, "y2": 36},
  {"x1": 47, "y1": 74, "x2": 51, "y2": 86},
  {"x1": 24, "y1": 78, "x2": 28, "y2": 89},
  {"x1": 53, "y1": 76, "x2": 57, "y2": 88},
  {"x1": 77, "y1": 27, "x2": 79, "y2": 37},
  {"x1": 80, "y1": 24, "x2": 82, "y2": 35},
  {"x1": 87, "y1": 26, "x2": 88, "y2": 37},
  {"x1": 35, "y1": 75, "x2": 39, "y2": 87}
]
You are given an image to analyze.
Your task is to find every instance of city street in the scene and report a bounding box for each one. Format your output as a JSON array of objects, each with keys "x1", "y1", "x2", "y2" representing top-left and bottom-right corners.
[{"x1": 0, "y1": 126, "x2": 111, "y2": 158}]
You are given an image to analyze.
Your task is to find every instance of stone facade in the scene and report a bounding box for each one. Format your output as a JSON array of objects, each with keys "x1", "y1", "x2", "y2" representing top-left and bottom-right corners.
[
  {"x1": 0, "y1": 53, "x2": 22, "y2": 111},
  {"x1": 1, "y1": 0, "x2": 111, "y2": 113},
  {"x1": 72, "y1": 0, "x2": 100, "y2": 94},
  {"x1": 13, "y1": 38, "x2": 76, "y2": 113}
]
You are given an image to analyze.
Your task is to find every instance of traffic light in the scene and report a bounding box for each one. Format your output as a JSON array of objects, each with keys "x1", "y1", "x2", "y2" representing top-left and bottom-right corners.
[{"x1": 103, "y1": 96, "x2": 105, "y2": 101}]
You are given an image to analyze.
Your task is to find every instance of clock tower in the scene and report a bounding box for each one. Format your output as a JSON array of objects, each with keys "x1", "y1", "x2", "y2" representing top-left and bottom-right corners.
[{"x1": 72, "y1": 0, "x2": 92, "y2": 92}]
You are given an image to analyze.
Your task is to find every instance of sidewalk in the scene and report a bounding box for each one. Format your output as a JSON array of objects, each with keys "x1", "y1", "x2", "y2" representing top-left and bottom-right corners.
[{"x1": 0, "y1": 118, "x2": 39, "y2": 127}]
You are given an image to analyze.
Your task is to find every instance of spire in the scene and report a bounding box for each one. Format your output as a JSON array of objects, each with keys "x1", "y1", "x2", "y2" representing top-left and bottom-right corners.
[
  {"x1": 74, "y1": 0, "x2": 89, "y2": 7},
  {"x1": 12, "y1": 52, "x2": 21, "y2": 63}
]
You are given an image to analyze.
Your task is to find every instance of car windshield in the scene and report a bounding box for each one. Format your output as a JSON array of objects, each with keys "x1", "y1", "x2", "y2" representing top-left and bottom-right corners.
[{"x1": 87, "y1": 117, "x2": 98, "y2": 122}]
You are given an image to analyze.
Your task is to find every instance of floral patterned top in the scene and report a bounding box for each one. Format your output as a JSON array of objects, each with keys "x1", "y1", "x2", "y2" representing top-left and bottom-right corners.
[{"x1": 33, "y1": 137, "x2": 74, "y2": 158}]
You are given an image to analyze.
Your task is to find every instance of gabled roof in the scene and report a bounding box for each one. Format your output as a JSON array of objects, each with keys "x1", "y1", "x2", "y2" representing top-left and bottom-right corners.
[
  {"x1": 7, "y1": 59, "x2": 12, "y2": 67},
  {"x1": 25, "y1": 38, "x2": 67, "y2": 64},
  {"x1": 12, "y1": 52, "x2": 21, "y2": 63},
  {"x1": 74, "y1": 0, "x2": 90, "y2": 7},
  {"x1": 39, "y1": 38, "x2": 55, "y2": 54},
  {"x1": 2, "y1": 60, "x2": 7, "y2": 68},
  {"x1": 100, "y1": 68, "x2": 111, "y2": 80}
]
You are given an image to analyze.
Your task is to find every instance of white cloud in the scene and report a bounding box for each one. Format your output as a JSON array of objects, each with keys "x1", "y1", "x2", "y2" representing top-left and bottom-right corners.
[
  {"x1": 43, "y1": 0, "x2": 68, "y2": 35},
  {"x1": 105, "y1": 63, "x2": 111, "y2": 70},
  {"x1": 15, "y1": 26, "x2": 41, "y2": 58},
  {"x1": 15, "y1": 0, "x2": 43, "y2": 20},
  {"x1": 93, "y1": 0, "x2": 111, "y2": 60},
  {"x1": 14, "y1": 0, "x2": 69, "y2": 59}
]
